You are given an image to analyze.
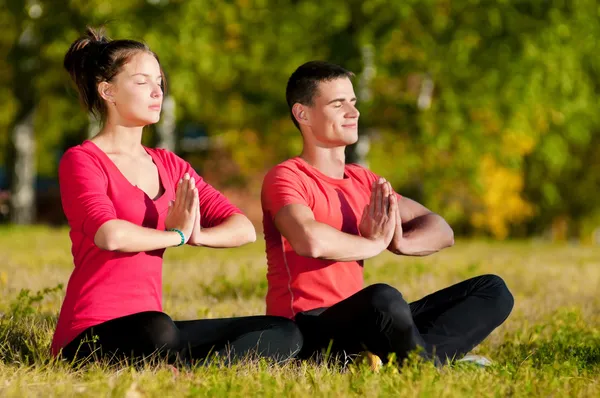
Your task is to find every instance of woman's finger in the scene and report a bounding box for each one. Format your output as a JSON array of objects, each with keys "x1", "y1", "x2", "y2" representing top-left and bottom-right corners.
[
  {"x1": 174, "y1": 178, "x2": 183, "y2": 208},
  {"x1": 185, "y1": 178, "x2": 196, "y2": 210},
  {"x1": 179, "y1": 173, "x2": 190, "y2": 208}
]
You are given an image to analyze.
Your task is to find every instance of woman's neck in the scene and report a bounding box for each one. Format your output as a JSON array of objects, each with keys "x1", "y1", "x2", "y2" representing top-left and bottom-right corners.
[{"x1": 93, "y1": 124, "x2": 145, "y2": 155}]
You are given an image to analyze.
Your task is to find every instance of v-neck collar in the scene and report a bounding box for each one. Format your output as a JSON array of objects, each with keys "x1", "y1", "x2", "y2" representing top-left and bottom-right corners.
[{"x1": 83, "y1": 140, "x2": 172, "y2": 205}]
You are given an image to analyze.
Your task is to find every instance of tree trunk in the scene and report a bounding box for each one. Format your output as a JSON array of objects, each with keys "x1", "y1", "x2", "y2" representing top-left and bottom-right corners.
[
  {"x1": 156, "y1": 96, "x2": 176, "y2": 151},
  {"x1": 10, "y1": 110, "x2": 36, "y2": 225},
  {"x1": 347, "y1": 44, "x2": 376, "y2": 167}
]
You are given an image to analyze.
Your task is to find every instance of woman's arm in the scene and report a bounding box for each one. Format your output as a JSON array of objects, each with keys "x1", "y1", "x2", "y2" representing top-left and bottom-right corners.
[
  {"x1": 188, "y1": 213, "x2": 256, "y2": 248},
  {"x1": 94, "y1": 220, "x2": 185, "y2": 252},
  {"x1": 95, "y1": 174, "x2": 200, "y2": 252}
]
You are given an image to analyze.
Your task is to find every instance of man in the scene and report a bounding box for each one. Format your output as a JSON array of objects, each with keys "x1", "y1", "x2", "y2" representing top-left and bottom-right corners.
[{"x1": 261, "y1": 61, "x2": 514, "y2": 366}]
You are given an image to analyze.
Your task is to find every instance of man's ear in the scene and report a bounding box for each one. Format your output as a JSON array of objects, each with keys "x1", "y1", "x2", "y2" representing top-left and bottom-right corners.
[
  {"x1": 98, "y1": 81, "x2": 115, "y2": 104},
  {"x1": 292, "y1": 103, "x2": 311, "y2": 127}
]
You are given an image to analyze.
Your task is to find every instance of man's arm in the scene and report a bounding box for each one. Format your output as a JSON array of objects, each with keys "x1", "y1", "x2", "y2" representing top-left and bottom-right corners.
[
  {"x1": 388, "y1": 195, "x2": 454, "y2": 256},
  {"x1": 274, "y1": 190, "x2": 396, "y2": 262}
]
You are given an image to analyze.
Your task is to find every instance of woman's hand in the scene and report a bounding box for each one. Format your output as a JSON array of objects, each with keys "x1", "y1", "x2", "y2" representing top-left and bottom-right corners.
[{"x1": 164, "y1": 173, "x2": 199, "y2": 244}]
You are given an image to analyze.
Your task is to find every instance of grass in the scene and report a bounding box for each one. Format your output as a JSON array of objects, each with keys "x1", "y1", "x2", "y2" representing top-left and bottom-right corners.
[{"x1": 0, "y1": 225, "x2": 599, "y2": 397}]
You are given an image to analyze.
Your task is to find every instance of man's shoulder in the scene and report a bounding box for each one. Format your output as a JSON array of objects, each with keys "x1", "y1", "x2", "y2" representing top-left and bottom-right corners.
[
  {"x1": 264, "y1": 157, "x2": 306, "y2": 180},
  {"x1": 345, "y1": 163, "x2": 379, "y2": 184}
]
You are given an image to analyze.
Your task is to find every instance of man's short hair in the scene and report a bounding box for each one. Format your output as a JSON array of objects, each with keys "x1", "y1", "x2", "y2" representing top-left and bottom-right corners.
[{"x1": 286, "y1": 61, "x2": 355, "y2": 130}]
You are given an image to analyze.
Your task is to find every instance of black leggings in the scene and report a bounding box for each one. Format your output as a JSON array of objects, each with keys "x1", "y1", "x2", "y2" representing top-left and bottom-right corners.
[
  {"x1": 295, "y1": 274, "x2": 514, "y2": 364},
  {"x1": 61, "y1": 312, "x2": 303, "y2": 366}
]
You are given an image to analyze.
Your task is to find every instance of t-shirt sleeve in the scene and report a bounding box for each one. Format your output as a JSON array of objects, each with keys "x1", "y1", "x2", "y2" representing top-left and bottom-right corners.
[
  {"x1": 179, "y1": 161, "x2": 243, "y2": 228},
  {"x1": 58, "y1": 148, "x2": 118, "y2": 239},
  {"x1": 261, "y1": 165, "x2": 310, "y2": 220}
]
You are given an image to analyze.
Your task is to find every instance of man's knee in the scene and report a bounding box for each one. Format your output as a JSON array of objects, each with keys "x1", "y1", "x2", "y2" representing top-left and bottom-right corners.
[
  {"x1": 364, "y1": 283, "x2": 412, "y2": 328},
  {"x1": 479, "y1": 274, "x2": 514, "y2": 321},
  {"x1": 271, "y1": 317, "x2": 304, "y2": 352}
]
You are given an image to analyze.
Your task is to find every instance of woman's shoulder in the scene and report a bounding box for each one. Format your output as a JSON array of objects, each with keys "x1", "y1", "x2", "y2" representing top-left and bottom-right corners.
[
  {"x1": 146, "y1": 147, "x2": 184, "y2": 166},
  {"x1": 145, "y1": 147, "x2": 192, "y2": 182},
  {"x1": 59, "y1": 142, "x2": 101, "y2": 167}
]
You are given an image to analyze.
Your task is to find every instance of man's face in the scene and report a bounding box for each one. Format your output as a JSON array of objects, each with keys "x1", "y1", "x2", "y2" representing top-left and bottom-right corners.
[{"x1": 304, "y1": 77, "x2": 360, "y2": 147}]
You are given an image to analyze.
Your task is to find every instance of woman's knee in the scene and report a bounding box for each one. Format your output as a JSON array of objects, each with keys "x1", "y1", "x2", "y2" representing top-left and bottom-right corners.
[{"x1": 138, "y1": 312, "x2": 180, "y2": 351}]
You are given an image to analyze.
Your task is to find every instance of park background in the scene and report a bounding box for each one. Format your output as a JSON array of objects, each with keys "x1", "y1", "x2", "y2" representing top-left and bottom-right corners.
[
  {"x1": 0, "y1": 1, "x2": 598, "y2": 396},
  {"x1": 1, "y1": 0, "x2": 600, "y2": 241}
]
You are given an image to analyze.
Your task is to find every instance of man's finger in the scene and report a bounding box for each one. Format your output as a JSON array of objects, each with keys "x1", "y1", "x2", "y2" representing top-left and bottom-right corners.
[
  {"x1": 360, "y1": 204, "x2": 369, "y2": 222},
  {"x1": 383, "y1": 181, "x2": 391, "y2": 214},
  {"x1": 389, "y1": 194, "x2": 398, "y2": 219},
  {"x1": 369, "y1": 180, "x2": 377, "y2": 217},
  {"x1": 375, "y1": 178, "x2": 384, "y2": 215}
]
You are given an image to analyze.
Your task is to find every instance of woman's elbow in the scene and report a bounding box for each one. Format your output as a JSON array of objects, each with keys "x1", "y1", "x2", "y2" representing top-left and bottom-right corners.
[
  {"x1": 244, "y1": 227, "x2": 257, "y2": 244},
  {"x1": 236, "y1": 218, "x2": 257, "y2": 246},
  {"x1": 94, "y1": 223, "x2": 122, "y2": 251}
]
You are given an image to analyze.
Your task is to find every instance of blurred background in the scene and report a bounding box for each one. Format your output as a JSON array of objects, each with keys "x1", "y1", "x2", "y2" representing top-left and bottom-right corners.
[{"x1": 0, "y1": 0, "x2": 599, "y2": 242}]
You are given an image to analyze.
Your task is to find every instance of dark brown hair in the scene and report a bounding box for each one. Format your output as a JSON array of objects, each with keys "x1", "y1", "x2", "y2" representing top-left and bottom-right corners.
[
  {"x1": 64, "y1": 26, "x2": 165, "y2": 121},
  {"x1": 286, "y1": 61, "x2": 355, "y2": 130}
]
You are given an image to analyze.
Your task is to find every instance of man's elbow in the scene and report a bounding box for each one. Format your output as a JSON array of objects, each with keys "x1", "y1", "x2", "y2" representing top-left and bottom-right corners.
[
  {"x1": 434, "y1": 214, "x2": 454, "y2": 249},
  {"x1": 291, "y1": 233, "x2": 322, "y2": 258},
  {"x1": 445, "y1": 226, "x2": 455, "y2": 248}
]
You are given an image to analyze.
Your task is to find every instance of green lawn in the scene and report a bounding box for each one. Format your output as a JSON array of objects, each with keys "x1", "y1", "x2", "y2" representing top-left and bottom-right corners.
[{"x1": 0, "y1": 226, "x2": 598, "y2": 397}]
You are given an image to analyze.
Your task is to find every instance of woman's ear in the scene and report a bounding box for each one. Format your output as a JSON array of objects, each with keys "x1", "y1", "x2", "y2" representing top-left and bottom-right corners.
[{"x1": 98, "y1": 81, "x2": 115, "y2": 104}]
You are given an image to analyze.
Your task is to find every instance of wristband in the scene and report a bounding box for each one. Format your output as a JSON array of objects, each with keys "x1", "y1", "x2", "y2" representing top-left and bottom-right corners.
[{"x1": 167, "y1": 228, "x2": 185, "y2": 247}]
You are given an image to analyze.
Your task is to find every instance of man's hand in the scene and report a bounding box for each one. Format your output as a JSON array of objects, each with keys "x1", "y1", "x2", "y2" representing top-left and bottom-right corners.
[
  {"x1": 359, "y1": 178, "x2": 397, "y2": 249},
  {"x1": 388, "y1": 199, "x2": 406, "y2": 254}
]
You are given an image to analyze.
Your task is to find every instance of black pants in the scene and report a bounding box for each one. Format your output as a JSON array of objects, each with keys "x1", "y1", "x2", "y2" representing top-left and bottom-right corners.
[
  {"x1": 62, "y1": 312, "x2": 303, "y2": 366},
  {"x1": 295, "y1": 274, "x2": 514, "y2": 365}
]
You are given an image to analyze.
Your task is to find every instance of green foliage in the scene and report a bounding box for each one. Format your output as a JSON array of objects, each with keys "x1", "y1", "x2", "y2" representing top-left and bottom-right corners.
[
  {"x1": 1, "y1": 283, "x2": 62, "y2": 365},
  {"x1": 9, "y1": 284, "x2": 63, "y2": 319},
  {"x1": 0, "y1": 1, "x2": 599, "y2": 238}
]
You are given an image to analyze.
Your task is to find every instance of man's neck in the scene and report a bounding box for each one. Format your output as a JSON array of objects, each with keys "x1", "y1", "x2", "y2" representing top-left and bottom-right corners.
[{"x1": 300, "y1": 145, "x2": 346, "y2": 179}]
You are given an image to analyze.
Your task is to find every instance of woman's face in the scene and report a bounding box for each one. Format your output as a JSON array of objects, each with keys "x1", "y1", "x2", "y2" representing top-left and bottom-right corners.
[{"x1": 103, "y1": 51, "x2": 164, "y2": 127}]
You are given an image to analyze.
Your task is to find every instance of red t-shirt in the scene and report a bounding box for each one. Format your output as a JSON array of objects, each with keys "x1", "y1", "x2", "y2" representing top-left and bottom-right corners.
[
  {"x1": 262, "y1": 157, "x2": 395, "y2": 319},
  {"x1": 51, "y1": 140, "x2": 242, "y2": 356}
]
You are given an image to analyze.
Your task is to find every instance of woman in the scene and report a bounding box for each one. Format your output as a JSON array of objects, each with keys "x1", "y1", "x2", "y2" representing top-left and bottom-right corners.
[{"x1": 51, "y1": 27, "x2": 302, "y2": 366}]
